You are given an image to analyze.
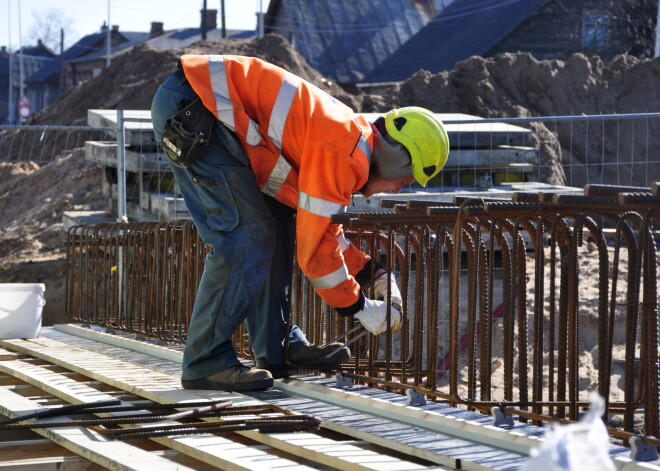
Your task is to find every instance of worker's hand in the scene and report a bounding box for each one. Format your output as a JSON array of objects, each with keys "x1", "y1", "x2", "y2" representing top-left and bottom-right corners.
[
  {"x1": 353, "y1": 298, "x2": 401, "y2": 335},
  {"x1": 373, "y1": 271, "x2": 402, "y2": 310}
]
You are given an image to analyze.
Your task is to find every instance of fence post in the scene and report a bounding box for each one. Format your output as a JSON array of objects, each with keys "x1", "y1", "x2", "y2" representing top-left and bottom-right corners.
[
  {"x1": 116, "y1": 109, "x2": 127, "y2": 223},
  {"x1": 116, "y1": 109, "x2": 127, "y2": 323}
]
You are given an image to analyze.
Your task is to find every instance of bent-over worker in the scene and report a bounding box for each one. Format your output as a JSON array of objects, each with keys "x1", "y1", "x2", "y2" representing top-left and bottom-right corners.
[{"x1": 151, "y1": 54, "x2": 449, "y2": 392}]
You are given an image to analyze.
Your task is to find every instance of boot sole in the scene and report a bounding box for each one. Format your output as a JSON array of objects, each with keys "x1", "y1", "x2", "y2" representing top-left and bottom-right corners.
[
  {"x1": 291, "y1": 348, "x2": 350, "y2": 368},
  {"x1": 181, "y1": 377, "x2": 274, "y2": 391},
  {"x1": 256, "y1": 364, "x2": 297, "y2": 379}
]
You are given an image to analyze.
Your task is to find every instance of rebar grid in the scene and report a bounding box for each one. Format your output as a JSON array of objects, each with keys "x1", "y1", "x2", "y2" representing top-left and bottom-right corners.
[{"x1": 65, "y1": 183, "x2": 660, "y2": 443}]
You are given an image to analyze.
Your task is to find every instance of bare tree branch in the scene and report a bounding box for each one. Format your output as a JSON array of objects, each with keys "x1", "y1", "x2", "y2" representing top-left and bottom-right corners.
[{"x1": 26, "y1": 8, "x2": 77, "y2": 53}]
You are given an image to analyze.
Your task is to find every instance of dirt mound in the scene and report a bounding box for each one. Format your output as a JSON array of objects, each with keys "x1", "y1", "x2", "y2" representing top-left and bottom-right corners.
[
  {"x1": 0, "y1": 151, "x2": 107, "y2": 324},
  {"x1": 388, "y1": 52, "x2": 660, "y2": 186},
  {"x1": 391, "y1": 51, "x2": 660, "y2": 120},
  {"x1": 0, "y1": 152, "x2": 106, "y2": 262},
  {"x1": 32, "y1": 34, "x2": 362, "y2": 125}
]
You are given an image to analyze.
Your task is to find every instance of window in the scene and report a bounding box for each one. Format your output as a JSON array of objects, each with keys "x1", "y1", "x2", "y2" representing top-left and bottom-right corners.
[{"x1": 583, "y1": 10, "x2": 610, "y2": 51}]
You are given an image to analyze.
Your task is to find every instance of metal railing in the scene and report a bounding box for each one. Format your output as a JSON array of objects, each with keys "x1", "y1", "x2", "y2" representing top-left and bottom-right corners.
[{"x1": 0, "y1": 111, "x2": 152, "y2": 225}]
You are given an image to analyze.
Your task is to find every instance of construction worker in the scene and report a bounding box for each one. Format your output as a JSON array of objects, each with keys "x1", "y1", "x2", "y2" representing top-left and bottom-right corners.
[{"x1": 151, "y1": 54, "x2": 449, "y2": 392}]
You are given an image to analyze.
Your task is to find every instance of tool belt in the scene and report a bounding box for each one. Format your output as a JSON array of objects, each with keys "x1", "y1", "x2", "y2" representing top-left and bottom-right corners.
[
  {"x1": 174, "y1": 59, "x2": 186, "y2": 81},
  {"x1": 161, "y1": 82, "x2": 215, "y2": 168}
]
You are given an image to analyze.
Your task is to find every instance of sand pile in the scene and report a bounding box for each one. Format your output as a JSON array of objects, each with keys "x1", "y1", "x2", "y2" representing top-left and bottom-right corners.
[
  {"x1": 386, "y1": 52, "x2": 660, "y2": 186},
  {"x1": 0, "y1": 152, "x2": 107, "y2": 320},
  {"x1": 32, "y1": 34, "x2": 362, "y2": 125}
]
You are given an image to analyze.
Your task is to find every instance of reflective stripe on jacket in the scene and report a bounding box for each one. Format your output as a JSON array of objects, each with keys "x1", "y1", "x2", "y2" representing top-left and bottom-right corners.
[{"x1": 180, "y1": 54, "x2": 372, "y2": 309}]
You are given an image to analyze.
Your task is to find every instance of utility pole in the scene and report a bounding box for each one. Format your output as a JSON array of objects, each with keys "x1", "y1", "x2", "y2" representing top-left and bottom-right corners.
[
  {"x1": 106, "y1": 0, "x2": 111, "y2": 67},
  {"x1": 18, "y1": 0, "x2": 25, "y2": 118},
  {"x1": 221, "y1": 0, "x2": 226, "y2": 38},
  {"x1": 59, "y1": 28, "x2": 64, "y2": 96},
  {"x1": 8, "y1": 52, "x2": 14, "y2": 125},
  {"x1": 655, "y1": 0, "x2": 660, "y2": 57},
  {"x1": 202, "y1": 0, "x2": 207, "y2": 40},
  {"x1": 258, "y1": 0, "x2": 264, "y2": 37},
  {"x1": 7, "y1": 0, "x2": 14, "y2": 125}
]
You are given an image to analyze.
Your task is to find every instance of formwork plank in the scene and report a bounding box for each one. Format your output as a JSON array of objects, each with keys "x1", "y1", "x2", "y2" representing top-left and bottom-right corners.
[
  {"x1": 54, "y1": 323, "x2": 185, "y2": 364},
  {"x1": 277, "y1": 377, "x2": 656, "y2": 471},
  {"x1": 248, "y1": 388, "x2": 523, "y2": 471},
  {"x1": 85, "y1": 141, "x2": 170, "y2": 172},
  {"x1": 0, "y1": 349, "x2": 19, "y2": 361},
  {"x1": 444, "y1": 147, "x2": 538, "y2": 167},
  {"x1": 87, "y1": 109, "x2": 157, "y2": 147},
  {"x1": 42, "y1": 326, "x2": 657, "y2": 470},
  {"x1": 277, "y1": 375, "x2": 540, "y2": 455},
  {"x1": 0, "y1": 439, "x2": 77, "y2": 461},
  {"x1": 0, "y1": 439, "x2": 189, "y2": 470},
  {"x1": 0, "y1": 387, "x2": 195, "y2": 471},
  {"x1": 0, "y1": 346, "x2": 316, "y2": 471},
  {"x1": 47, "y1": 326, "x2": 526, "y2": 469},
  {"x1": 0, "y1": 339, "x2": 435, "y2": 471}
]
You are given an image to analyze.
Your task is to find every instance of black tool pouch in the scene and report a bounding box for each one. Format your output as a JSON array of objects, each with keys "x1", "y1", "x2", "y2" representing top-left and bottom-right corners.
[{"x1": 161, "y1": 97, "x2": 215, "y2": 168}]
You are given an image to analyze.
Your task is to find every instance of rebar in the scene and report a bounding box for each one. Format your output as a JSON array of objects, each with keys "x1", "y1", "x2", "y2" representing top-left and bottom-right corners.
[
  {"x1": 66, "y1": 183, "x2": 660, "y2": 445},
  {"x1": 0, "y1": 399, "x2": 319, "y2": 438},
  {"x1": 101, "y1": 415, "x2": 322, "y2": 439}
]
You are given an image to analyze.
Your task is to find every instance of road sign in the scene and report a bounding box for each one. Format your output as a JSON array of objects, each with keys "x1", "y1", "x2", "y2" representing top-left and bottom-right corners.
[{"x1": 18, "y1": 94, "x2": 31, "y2": 119}]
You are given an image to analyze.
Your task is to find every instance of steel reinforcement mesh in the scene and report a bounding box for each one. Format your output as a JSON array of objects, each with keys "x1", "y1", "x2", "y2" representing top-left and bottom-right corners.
[{"x1": 66, "y1": 183, "x2": 660, "y2": 444}]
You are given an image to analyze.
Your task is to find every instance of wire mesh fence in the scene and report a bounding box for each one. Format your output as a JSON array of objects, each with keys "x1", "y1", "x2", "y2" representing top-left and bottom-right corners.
[
  {"x1": 3, "y1": 112, "x2": 660, "y2": 222},
  {"x1": 459, "y1": 114, "x2": 659, "y2": 190}
]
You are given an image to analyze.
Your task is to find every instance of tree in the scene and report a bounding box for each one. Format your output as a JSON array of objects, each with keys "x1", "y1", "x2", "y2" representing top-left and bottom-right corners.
[{"x1": 26, "y1": 8, "x2": 77, "y2": 53}]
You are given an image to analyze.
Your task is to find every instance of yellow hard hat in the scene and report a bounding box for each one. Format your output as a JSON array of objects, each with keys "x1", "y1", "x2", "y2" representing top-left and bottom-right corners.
[{"x1": 383, "y1": 107, "x2": 450, "y2": 187}]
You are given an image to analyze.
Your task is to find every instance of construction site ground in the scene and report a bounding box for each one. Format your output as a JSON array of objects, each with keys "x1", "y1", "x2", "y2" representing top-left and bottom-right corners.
[{"x1": 1, "y1": 324, "x2": 656, "y2": 471}]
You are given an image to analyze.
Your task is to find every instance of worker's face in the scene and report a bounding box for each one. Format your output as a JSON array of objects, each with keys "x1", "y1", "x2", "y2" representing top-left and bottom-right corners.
[{"x1": 360, "y1": 175, "x2": 415, "y2": 198}]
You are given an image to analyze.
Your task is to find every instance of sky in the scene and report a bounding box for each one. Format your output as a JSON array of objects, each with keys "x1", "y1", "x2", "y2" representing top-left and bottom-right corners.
[{"x1": 2, "y1": 0, "x2": 271, "y2": 51}]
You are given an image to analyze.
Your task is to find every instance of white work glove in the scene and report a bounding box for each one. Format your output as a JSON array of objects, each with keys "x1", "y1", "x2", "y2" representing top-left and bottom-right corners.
[
  {"x1": 353, "y1": 298, "x2": 401, "y2": 335},
  {"x1": 373, "y1": 271, "x2": 402, "y2": 310}
]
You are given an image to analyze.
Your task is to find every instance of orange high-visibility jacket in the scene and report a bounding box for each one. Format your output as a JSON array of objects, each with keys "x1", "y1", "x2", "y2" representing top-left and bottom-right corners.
[{"x1": 180, "y1": 54, "x2": 372, "y2": 309}]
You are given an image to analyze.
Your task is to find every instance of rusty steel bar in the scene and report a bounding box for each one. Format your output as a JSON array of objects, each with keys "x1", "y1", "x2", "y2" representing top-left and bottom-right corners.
[
  {"x1": 101, "y1": 415, "x2": 322, "y2": 439},
  {"x1": 0, "y1": 401, "x2": 234, "y2": 431},
  {"x1": 584, "y1": 183, "x2": 653, "y2": 197},
  {"x1": 640, "y1": 211, "x2": 659, "y2": 438},
  {"x1": 66, "y1": 183, "x2": 660, "y2": 446},
  {"x1": 0, "y1": 399, "x2": 121, "y2": 427},
  {"x1": 1, "y1": 399, "x2": 320, "y2": 439}
]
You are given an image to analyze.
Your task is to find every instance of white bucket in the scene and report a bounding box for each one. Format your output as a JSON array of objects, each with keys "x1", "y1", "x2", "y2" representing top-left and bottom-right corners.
[{"x1": 0, "y1": 284, "x2": 46, "y2": 339}]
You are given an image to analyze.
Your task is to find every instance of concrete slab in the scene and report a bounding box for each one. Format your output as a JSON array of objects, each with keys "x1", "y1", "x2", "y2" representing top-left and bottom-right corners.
[
  {"x1": 62, "y1": 210, "x2": 114, "y2": 233},
  {"x1": 87, "y1": 110, "x2": 158, "y2": 147},
  {"x1": 85, "y1": 141, "x2": 170, "y2": 172}
]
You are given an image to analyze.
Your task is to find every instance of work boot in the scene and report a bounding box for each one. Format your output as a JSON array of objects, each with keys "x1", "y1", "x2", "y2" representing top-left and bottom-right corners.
[
  {"x1": 255, "y1": 358, "x2": 298, "y2": 379},
  {"x1": 181, "y1": 364, "x2": 273, "y2": 391},
  {"x1": 288, "y1": 343, "x2": 350, "y2": 368}
]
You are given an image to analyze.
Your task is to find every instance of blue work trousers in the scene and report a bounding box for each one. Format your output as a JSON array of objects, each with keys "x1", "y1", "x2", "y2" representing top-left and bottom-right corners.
[{"x1": 151, "y1": 73, "x2": 308, "y2": 380}]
